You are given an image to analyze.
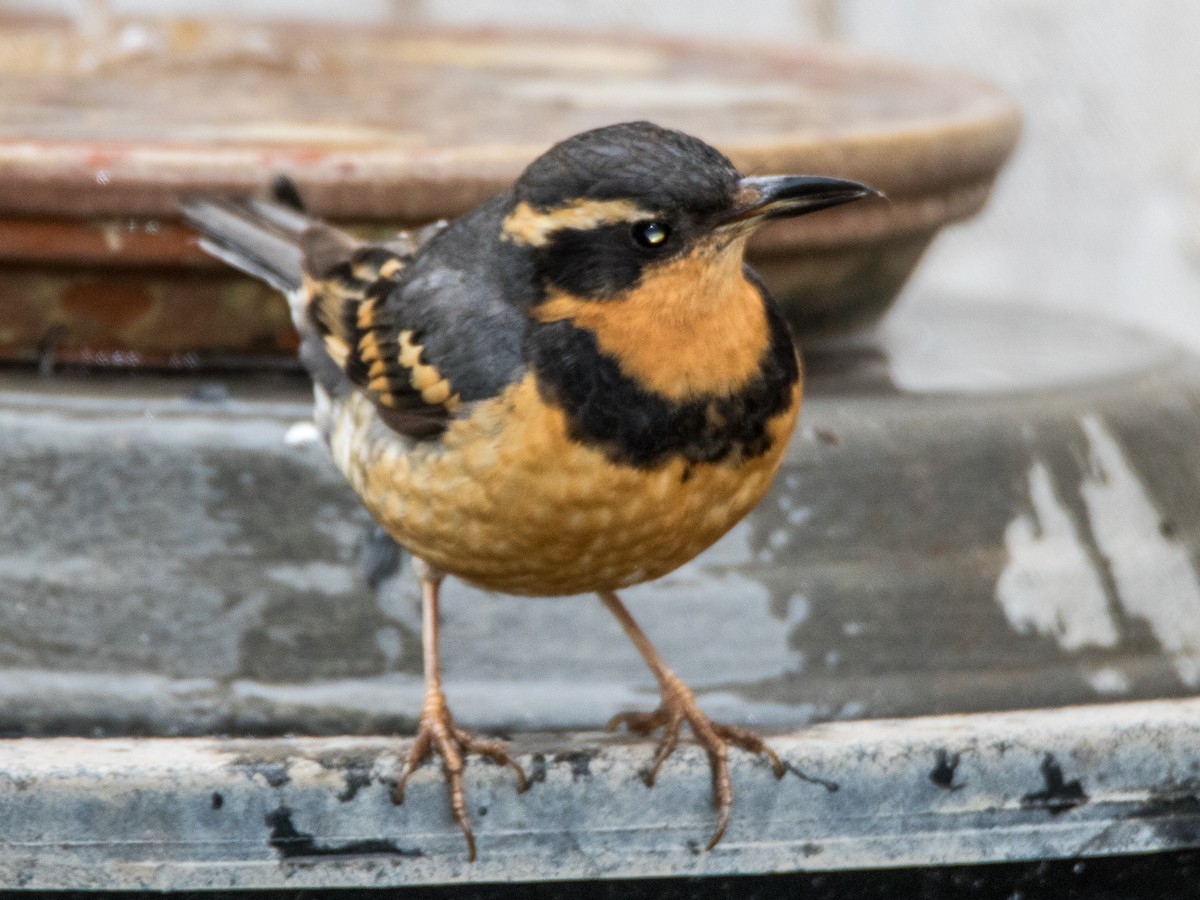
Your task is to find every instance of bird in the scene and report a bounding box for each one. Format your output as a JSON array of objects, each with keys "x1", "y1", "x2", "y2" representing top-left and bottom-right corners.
[{"x1": 181, "y1": 121, "x2": 876, "y2": 860}]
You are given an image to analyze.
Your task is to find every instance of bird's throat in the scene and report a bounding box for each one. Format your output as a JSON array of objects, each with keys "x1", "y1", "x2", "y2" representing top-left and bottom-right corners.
[{"x1": 532, "y1": 242, "x2": 771, "y2": 401}]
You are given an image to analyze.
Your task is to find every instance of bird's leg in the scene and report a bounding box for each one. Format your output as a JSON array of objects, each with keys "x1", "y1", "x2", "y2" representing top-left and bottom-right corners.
[
  {"x1": 390, "y1": 559, "x2": 528, "y2": 861},
  {"x1": 599, "y1": 589, "x2": 785, "y2": 850}
]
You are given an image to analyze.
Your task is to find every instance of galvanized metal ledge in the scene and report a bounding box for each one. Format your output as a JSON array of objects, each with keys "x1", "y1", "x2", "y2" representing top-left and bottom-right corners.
[{"x1": 1, "y1": 698, "x2": 1199, "y2": 889}]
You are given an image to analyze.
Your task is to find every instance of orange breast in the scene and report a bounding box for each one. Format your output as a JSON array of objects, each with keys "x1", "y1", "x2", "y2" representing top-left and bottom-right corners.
[
  {"x1": 328, "y1": 374, "x2": 801, "y2": 596},
  {"x1": 534, "y1": 240, "x2": 770, "y2": 402}
]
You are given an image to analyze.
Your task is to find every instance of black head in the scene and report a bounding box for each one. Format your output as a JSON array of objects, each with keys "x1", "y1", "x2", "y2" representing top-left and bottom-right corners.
[
  {"x1": 515, "y1": 121, "x2": 740, "y2": 222},
  {"x1": 502, "y1": 121, "x2": 878, "y2": 299}
]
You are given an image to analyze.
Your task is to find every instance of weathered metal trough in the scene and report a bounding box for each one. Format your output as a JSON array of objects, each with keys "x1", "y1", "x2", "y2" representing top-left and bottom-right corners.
[{"x1": 3, "y1": 299, "x2": 1200, "y2": 888}]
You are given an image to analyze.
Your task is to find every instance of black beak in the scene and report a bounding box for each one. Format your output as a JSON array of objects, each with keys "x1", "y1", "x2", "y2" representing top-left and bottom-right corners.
[{"x1": 718, "y1": 175, "x2": 882, "y2": 231}]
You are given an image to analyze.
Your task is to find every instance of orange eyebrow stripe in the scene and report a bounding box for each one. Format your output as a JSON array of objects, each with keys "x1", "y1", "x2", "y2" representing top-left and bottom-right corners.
[{"x1": 501, "y1": 198, "x2": 651, "y2": 247}]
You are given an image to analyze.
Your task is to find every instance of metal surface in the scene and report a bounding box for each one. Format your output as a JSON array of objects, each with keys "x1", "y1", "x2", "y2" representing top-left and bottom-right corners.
[
  {"x1": 1, "y1": 699, "x2": 1200, "y2": 889},
  {"x1": 2, "y1": 299, "x2": 1199, "y2": 737},
  {"x1": 3, "y1": 298, "x2": 1200, "y2": 886},
  {"x1": 0, "y1": 13, "x2": 1019, "y2": 364}
]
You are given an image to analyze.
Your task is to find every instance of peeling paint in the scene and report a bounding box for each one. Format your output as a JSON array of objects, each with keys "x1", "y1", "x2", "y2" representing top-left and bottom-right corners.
[
  {"x1": 1085, "y1": 667, "x2": 1131, "y2": 696},
  {"x1": 265, "y1": 806, "x2": 422, "y2": 860},
  {"x1": 1079, "y1": 415, "x2": 1200, "y2": 686},
  {"x1": 929, "y1": 749, "x2": 963, "y2": 791},
  {"x1": 995, "y1": 415, "x2": 1200, "y2": 690},
  {"x1": 996, "y1": 461, "x2": 1118, "y2": 651},
  {"x1": 265, "y1": 563, "x2": 356, "y2": 598},
  {"x1": 1021, "y1": 753, "x2": 1088, "y2": 814},
  {"x1": 0, "y1": 700, "x2": 1197, "y2": 888}
]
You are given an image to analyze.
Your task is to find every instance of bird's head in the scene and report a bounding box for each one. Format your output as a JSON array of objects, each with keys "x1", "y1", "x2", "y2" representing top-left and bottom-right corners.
[{"x1": 502, "y1": 121, "x2": 879, "y2": 301}]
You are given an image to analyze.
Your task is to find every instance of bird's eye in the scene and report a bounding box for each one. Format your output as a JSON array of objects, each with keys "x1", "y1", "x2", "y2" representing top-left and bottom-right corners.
[{"x1": 632, "y1": 221, "x2": 671, "y2": 248}]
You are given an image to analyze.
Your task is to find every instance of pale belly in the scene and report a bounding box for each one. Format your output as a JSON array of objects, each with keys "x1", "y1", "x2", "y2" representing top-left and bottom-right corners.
[{"x1": 326, "y1": 376, "x2": 799, "y2": 596}]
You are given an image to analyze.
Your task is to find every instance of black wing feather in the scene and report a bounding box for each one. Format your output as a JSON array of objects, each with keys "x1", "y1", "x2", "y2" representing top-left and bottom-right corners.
[{"x1": 182, "y1": 193, "x2": 530, "y2": 442}]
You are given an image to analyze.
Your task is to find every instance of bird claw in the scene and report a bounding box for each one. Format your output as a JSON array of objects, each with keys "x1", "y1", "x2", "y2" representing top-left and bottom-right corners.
[
  {"x1": 390, "y1": 690, "x2": 527, "y2": 862},
  {"x1": 606, "y1": 708, "x2": 670, "y2": 735},
  {"x1": 609, "y1": 674, "x2": 783, "y2": 849}
]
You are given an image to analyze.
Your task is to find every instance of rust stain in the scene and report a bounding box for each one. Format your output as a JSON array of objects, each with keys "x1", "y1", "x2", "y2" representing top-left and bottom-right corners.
[
  {"x1": 0, "y1": 269, "x2": 298, "y2": 367},
  {"x1": 59, "y1": 281, "x2": 154, "y2": 330}
]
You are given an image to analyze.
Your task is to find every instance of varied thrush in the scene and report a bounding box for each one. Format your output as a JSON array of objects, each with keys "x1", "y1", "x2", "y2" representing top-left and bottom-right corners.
[{"x1": 183, "y1": 121, "x2": 876, "y2": 860}]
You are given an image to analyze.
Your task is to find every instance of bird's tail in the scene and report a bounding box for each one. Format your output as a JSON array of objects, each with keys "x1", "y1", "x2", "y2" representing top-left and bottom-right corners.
[
  {"x1": 180, "y1": 184, "x2": 365, "y2": 402},
  {"x1": 179, "y1": 193, "x2": 312, "y2": 297},
  {"x1": 180, "y1": 180, "x2": 365, "y2": 347}
]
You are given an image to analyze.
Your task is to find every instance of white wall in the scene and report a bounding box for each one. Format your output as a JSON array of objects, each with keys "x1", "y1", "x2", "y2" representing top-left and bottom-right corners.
[{"x1": 833, "y1": 1, "x2": 1200, "y2": 350}]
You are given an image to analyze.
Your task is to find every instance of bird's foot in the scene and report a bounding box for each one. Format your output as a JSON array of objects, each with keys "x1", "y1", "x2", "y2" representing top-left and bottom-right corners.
[
  {"x1": 391, "y1": 689, "x2": 528, "y2": 861},
  {"x1": 608, "y1": 672, "x2": 785, "y2": 850}
]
